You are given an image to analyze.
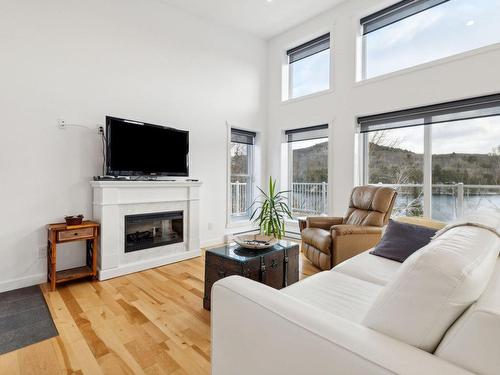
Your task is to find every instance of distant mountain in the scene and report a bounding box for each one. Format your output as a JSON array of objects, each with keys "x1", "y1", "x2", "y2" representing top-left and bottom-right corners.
[
  {"x1": 291, "y1": 141, "x2": 499, "y2": 185},
  {"x1": 292, "y1": 141, "x2": 328, "y2": 183},
  {"x1": 369, "y1": 143, "x2": 500, "y2": 185}
]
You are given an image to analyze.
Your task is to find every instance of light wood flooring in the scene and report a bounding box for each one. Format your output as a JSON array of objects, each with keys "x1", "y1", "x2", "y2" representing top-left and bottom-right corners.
[{"x1": 0, "y1": 247, "x2": 319, "y2": 375}]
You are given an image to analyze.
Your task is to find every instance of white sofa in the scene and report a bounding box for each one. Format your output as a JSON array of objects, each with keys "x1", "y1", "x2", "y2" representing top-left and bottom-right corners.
[{"x1": 211, "y1": 212, "x2": 500, "y2": 375}]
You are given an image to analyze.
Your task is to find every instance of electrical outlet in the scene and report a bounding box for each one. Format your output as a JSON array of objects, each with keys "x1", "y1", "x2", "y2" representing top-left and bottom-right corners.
[
  {"x1": 58, "y1": 118, "x2": 66, "y2": 129},
  {"x1": 38, "y1": 246, "x2": 46, "y2": 259},
  {"x1": 98, "y1": 125, "x2": 104, "y2": 135}
]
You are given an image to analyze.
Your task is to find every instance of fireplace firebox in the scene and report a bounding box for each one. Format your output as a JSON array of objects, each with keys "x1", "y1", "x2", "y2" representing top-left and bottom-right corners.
[{"x1": 124, "y1": 211, "x2": 183, "y2": 253}]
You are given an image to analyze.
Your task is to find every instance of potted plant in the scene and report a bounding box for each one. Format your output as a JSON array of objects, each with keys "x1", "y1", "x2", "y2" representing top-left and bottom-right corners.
[{"x1": 250, "y1": 177, "x2": 293, "y2": 239}]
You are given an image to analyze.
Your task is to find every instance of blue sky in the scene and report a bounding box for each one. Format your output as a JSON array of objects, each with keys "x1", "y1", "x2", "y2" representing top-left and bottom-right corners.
[
  {"x1": 291, "y1": 49, "x2": 329, "y2": 98},
  {"x1": 365, "y1": 0, "x2": 500, "y2": 78},
  {"x1": 370, "y1": 116, "x2": 500, "y2": 155}
]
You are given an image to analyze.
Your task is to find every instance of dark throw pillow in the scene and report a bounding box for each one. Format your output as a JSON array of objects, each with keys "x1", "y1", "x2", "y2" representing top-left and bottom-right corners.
[{"x1": 370, "y1": 219, "x2": 437, "y2": 263}]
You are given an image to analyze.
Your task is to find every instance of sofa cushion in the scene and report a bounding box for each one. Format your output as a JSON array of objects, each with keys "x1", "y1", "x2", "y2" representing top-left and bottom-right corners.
[
  {"x1": 370, "y1": 219, "x2": 437, "y2": 263},
  {"x1": 363, "y1": 223, "x2": 500, "y2": 352},
  {"x1": 282, "y1": 270, "x2": 382, "y2": 323},
  {"x1": 301, "y1": 227, "x2": 331, "y2": 255},
  {"x1": 333, "y1": 250, "x2": 401, "y2": 286},
  {"x1": 435, "y1": 257, "x2": 500, "y2": 375}
]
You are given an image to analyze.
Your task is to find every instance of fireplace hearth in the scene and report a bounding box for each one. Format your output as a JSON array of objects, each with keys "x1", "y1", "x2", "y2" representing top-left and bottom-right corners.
[{"x1": 125, "y1": 211, "x2": 184, "y2": 253}]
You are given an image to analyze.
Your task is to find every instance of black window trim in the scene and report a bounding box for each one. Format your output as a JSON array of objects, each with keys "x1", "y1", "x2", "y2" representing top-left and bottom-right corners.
[
  {"x1": 358, "y1": 93, "x2": 500, "y2": 133},
  {"x1": 361, "y1": 0, "x2": 449, "y2": 35},
  {"x1": 231, "y1": 128, "x2": 257, "y2": 145},
  {"x1": 285, "y1": 124, "x2": 329, "y2": 143},
  {"x1": 287, "y1": 33, "x2": 331, "y2": 64}
]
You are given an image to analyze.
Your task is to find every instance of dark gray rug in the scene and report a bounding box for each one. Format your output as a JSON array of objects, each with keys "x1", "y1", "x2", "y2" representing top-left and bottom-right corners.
[{"x1": 0, "y1": 285, "x2": 58, "y2": 354}]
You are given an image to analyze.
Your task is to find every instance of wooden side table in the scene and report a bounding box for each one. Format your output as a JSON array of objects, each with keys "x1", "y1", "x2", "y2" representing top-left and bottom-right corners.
[{"x1": 47, "y1": 221, "x2": 99, "y2": 291}]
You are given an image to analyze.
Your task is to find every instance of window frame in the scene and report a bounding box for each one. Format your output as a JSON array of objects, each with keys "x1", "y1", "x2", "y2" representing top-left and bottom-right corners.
[
  {"x1": 227, "y1": 127, "x2": 257, "y2": 226},
  {"x1": 282, "y1": 124, "x2": 330, "y2": 219},
  {"x1": 359, "y1": 0, "x2": 500, "y2": 80},
  {"x1": 358, "y1": 93, "x2": 500, "y2": 219},
  {"x1": 285, "y1": 33, "x2": 332, "y2": 101}
]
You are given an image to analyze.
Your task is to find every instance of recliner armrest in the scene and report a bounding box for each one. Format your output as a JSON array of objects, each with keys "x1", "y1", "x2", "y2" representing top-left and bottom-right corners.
[
  {"x1": 331, "y1": 225, "x2": 382, "y2": 236},
  {"x1": 306, "y1": 216, "x2": 343, "y2": 230}
]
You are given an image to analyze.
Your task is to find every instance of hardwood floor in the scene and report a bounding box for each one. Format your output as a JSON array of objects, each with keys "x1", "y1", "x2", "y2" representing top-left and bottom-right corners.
[{"x1": 0, "y1": 247, "x2": 319, "y2": 375}]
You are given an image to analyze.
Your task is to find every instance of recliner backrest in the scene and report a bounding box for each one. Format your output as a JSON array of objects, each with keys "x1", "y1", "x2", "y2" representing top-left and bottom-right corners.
[{"x1": 343, "y1": 186, "x2": 397, "y2": 227}]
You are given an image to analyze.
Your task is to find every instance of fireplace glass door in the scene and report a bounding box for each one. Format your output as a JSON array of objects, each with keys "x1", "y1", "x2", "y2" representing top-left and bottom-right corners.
[{"x1": 125, "y1": 211, "x2": 183, "y2": 253}]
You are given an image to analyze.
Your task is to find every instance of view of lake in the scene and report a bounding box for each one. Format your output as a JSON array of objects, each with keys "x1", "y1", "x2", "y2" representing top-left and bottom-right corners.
[
  {"x1": 431, "y1": 194, "x2": 500, "y2": 222},
  {"x1": 387, "y1": 190, "x2": 500, "y2": 222},
  {"x1": 289, "y1": 186, "x2": 500, "y2": 222}
]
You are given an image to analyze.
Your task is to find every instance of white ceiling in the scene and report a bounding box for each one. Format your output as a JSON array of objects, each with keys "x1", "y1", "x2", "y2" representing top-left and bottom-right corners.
[{"x1": 160, "y1": 0, "x2": 346, "y2": 39}]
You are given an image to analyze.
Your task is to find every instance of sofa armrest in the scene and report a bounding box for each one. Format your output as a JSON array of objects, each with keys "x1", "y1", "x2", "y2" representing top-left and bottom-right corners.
[
  {"x1": 306, "y1": 216, "x2": 343, "y2": 230},
  {"x1": 331, "y1": 224, "x2": 382, "y2": 236},
  {"x1": 212, "y1": 276, "x2": 473, "y2": 375}
]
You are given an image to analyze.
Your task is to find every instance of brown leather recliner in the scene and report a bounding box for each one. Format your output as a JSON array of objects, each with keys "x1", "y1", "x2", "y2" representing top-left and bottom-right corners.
[{"x1": 301, "y1": 185, "x2": 397, "y2": 270}]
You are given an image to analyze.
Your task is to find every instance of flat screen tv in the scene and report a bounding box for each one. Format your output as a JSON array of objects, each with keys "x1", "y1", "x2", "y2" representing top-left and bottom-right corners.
[{"x1": 106, "y1": 116, "x2": 189, "y2": 177}]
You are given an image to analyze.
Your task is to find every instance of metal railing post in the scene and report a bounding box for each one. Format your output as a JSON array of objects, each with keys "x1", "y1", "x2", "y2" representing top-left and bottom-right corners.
[
  {"x1": 322, "y1": 182, "x2": 327, "y2": 214},
  {"x1": 235, "y1": 181, "x2": 240, "y2": 214},
  {"x1": 456, "y1": 182, "x2": 464, "y2": 219}
]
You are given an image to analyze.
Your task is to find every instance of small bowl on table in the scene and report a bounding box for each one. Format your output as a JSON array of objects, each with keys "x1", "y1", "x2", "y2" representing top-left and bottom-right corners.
[
  {"x1": 233, "y1": 234, "x2": 278, "y2": 250},
  {"x1": 65, "y1": 215, "x2": 84, "y2": 227}
]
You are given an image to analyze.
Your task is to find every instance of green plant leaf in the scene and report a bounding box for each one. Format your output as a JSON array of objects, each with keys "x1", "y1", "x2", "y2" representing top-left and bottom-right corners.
[{"x1": 250, "y1": 177, "x2": 294, "y2": 238}]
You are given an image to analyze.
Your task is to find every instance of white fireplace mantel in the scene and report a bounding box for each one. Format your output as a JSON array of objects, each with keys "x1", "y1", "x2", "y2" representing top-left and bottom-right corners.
[{"x1": 90, "y1": 180, "x2": 202, "y2": 280}]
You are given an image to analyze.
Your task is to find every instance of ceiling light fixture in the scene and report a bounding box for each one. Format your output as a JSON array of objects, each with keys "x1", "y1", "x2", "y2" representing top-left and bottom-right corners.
[{"x1": 466, "y1": 20, "x2": 475, "y2": 27}]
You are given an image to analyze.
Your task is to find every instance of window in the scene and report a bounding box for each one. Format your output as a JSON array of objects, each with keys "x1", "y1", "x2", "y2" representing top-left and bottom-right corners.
[
  {"x1": 432, "y1": 117, "x2": 500, "y2": 221},
  {"x1": 287, "y1": 33, "x2": 330, "y2": 99},
  {"x1": 359, "y1": 94, "x2": 500, "y2": 221},
  {"x1": 230, "y1": 128, "x2": 256, "y2": 221},
  {"x1": 361, "y1": 0, "x2": 500, "y2": 79},
  {"x1": 284, "y1": 125, "x2": 329, "y2": 217},
  {"x1": 366, "y1": 126, "x2": 425, "y2": 216}
]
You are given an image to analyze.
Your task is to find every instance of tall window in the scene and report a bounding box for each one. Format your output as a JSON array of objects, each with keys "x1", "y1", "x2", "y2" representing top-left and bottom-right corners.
[
  {"x1": 366, "y1": 126, "x2": 425, "y2": 217},
  {"x1": 359, "y1": 94, "x2": 500, "y2": 221},
  {"x1": 284, "y1": 125, "x2": 329, "y2": 217},
  {"x1": 361, "y1": 0, "x2": 500, "y2": 79},
  {"x1": 230, "y1": 129, "x2": 255, "y2": 221},
  {"x1": 287, "y1": 33, "x2": 330, "y2": 99}
]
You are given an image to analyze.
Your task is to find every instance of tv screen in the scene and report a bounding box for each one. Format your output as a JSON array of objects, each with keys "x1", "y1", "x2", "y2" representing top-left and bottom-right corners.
[{"x1": 106, "y1": 116, "x2": 189, "y2": 176}]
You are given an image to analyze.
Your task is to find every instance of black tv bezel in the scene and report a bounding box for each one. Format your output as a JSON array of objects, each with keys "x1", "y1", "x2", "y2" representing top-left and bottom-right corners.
[{"x1": 105, "y1": 116, "x2": 189, "y2": 177}]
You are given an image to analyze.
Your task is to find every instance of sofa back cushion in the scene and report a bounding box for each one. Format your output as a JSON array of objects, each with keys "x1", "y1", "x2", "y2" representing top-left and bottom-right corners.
[
  {"x1": 343, "y1": 186, "x2": 396, "y2": 227},
  {"x1": 434, "y1": 257, "x2": 500, "y2": 375},
  {"x1": 363, "y1": 224, "x2": 500, "y2": 352}
]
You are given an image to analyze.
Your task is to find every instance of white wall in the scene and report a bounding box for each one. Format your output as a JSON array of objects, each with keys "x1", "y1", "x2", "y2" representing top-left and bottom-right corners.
[
  {"x1": 267, "y1": 0, "x2": 500, "y2": 220},
  {"x1": 0, "y1": 0, "x2": 267, "y2": 291}
]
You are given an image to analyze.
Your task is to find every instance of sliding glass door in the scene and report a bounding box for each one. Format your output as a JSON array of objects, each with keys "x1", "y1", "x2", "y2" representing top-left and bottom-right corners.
[
  {"x1": 359, "y1": 94, "x2": 500, "y2": 221},
  {"x1": 431, "y1": 117, "x2": 500, "y2": 221},
  {"x1": 366, "y1": 126, "x2": 425, "y2": 217}
]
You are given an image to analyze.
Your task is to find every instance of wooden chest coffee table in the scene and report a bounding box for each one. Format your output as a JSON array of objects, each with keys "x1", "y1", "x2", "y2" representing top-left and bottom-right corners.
[{"x1": 203, "y1": 241, "x2": 299, "y2": 310}]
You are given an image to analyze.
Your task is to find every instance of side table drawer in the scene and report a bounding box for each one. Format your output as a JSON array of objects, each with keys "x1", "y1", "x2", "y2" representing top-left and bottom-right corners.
[{"x1": 58, "y1": 227, "x2": 94, "y2": 242}]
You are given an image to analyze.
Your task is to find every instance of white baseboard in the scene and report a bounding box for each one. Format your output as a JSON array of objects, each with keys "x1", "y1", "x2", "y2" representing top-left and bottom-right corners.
[
  {"x1": 0, "y1": 273, "x2": 47, "y2": 293},
  {"x1": 98, "y1": 249, "x2": 201, "y2": 280},
  {"x1": 201, "y1": 237, "x2": 226, "y2": 248}
]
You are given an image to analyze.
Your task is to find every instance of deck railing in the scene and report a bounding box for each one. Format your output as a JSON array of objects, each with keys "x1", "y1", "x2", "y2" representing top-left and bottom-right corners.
[
  {"x1": 231, "y1": 181, "x2": 330, "y2": 217},
  {"x1": 232, "y1": 181, "x2": 500, "y2": 220},
  {"x1": 376, "y1": 183, "x2": 500, "y2": 220},
  {"x1": 231, "y1": 181, "x2": 249, "y2": 216},
  {"x1": 290, "y1": 182, "x2": 328, "y2": 216}
]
